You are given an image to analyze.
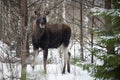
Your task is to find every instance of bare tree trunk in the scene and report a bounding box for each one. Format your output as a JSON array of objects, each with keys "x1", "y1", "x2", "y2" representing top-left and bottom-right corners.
[
  {"x1": 0, "y1": 0, "x2": 3, "y2": 40},
  {"x1": 91, "y1": 0, "x2": 95, "y2": 63},
  {"x1": 62, "y1": 0, "x2": 66, "y2": 23},
  {"x1": 20, "y1": 0, "x2": 28, "y2": 80},
  {"x1": 79, "y1": 1, "x2": 84, "y2": 61}
]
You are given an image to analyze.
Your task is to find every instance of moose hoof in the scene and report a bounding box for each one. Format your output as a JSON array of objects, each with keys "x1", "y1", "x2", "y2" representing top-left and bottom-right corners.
[
  {"x1": 62, "y1": 69, "x2": 65, "y2": 74},
  {"x1": 62, "y1": 71, "x2": 65, "y2": 74},
  {"x1": 68, "y1": 69, "x2": 70, "y2": 73}
]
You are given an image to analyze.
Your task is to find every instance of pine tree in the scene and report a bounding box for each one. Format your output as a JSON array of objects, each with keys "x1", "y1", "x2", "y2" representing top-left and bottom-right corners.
[{"x1": 84, "y1": 0, "x2": 120, "y2": 80}]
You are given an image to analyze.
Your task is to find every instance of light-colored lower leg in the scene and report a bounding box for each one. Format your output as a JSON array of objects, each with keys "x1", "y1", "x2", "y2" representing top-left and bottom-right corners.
[
  {"x1": 62, "y1": 46, "x2": 69, "y2": 73},
  {"x1": 32, "y1": 49, "x2": 39, "y2": 68},
  {"x1": 58, "y1": 45, "x2": 64, "y2": 58}
]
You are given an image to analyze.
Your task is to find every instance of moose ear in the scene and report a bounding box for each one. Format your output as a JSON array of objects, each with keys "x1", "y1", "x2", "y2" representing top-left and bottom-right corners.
[
  {"x1": 34, "y1": 11, "x2": 40, "y2": 16},
  {"x1": 34, "y1": 11, "x2": 37, "y2": 15}
]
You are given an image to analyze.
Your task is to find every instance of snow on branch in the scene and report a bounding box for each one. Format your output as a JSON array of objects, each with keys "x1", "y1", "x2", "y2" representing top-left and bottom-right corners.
[
  {"x1": 0, "y1": 41, "x2": 21, "y2": 63},
  {"x1": 90, "y1": 7, "x2": 120, "y2": 17},
  {"x1": 100, "y1": 34, "x2": 120, "y2": 42}
]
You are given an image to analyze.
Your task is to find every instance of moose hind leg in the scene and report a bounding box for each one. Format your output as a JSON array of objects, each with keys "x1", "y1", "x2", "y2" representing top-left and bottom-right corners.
[
  {"x1": 67, "y1": 52, "x2": 71, "y2": 73},
  {"x1": 62, "y1": 46, "x2": 69, "y2": 74},
  {"x1": 43, "y1": 49, "x2": 48, "y2": 73}
]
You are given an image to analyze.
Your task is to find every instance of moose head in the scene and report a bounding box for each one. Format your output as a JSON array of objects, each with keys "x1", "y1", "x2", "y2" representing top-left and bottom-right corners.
[{"x1": 34, "y1": 10, "x2": 49, "y2": 29}]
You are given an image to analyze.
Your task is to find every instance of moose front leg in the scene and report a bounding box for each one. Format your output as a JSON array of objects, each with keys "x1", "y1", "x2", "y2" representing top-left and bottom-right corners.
[
  {"x1": 43, "y1": 49, "x2": 48, "y2": 73},
  {"x1": 32, "y1": 49, "x2": 39, "y2": 69}
]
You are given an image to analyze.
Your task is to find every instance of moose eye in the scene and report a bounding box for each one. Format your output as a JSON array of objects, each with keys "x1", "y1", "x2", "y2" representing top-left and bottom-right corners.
[
  {"x1": 40, "y1": 18, "x2": 46, "y2": 24},
  {"x1": 36, "y1": 19, "x2": 40, "y2": 25},
  {"x1": 43, "y1": 18, "x2": 46, "y2": 23}
]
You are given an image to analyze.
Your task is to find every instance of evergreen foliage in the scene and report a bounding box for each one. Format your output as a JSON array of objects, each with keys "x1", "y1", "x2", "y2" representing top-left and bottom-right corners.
[{"x1": 85, "y1": 1, "x2": 120, "y2": 80}]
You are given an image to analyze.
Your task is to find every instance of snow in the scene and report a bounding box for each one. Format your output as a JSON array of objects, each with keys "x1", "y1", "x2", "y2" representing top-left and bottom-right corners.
[
  {"x1": 26, "y1": 44, "x2": 93, "y2": 80},
  {"x1": 0, "y1": 41, "x2": 9, "y2": 56},
  {"x1": 0, "y1": 40, "x2": 94, "y2": 80},
  {"x1": 27, "y1": 64, "x2": 93, "y2": 80},
  {"x1": 0, "y1": 63, "x2": 94, "y2": 80},
  {"x1": 100, "y1": 36, "x2": 114, "y2": 40},
  {"x1": 90, "y1": 7, "x2": 120, "y2": 17}
]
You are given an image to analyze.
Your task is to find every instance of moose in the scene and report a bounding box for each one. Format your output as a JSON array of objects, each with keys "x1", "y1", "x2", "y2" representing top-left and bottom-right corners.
[{"x1": 32, "y1": 10, "x2": 71, "y2": 74}]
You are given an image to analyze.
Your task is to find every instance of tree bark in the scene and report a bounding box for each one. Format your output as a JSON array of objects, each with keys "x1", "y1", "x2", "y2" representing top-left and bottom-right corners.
[
  {"x1": 0, "y1": 1, "x2": 3, "y2": 40},
  {"x1": 79, "y1": 1, "x2": 84, "y2": 61},
  {"x1": 91, "y1": 0, "x2": 95, "y2": 63},
  {"x1": 20, "y1": 0, "x2": 28, "y2": 80}
]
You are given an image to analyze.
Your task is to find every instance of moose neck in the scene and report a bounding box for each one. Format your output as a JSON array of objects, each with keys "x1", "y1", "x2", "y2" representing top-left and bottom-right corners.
[{"x1": 33, "y1": 25, "x2": 46, "y2": 40}]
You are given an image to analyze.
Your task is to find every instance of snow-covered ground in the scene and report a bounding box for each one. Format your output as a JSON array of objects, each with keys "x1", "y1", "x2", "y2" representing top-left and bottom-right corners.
[
  {"x1": 26, "y1": 64, "x2": 93, "y2": 80},
  {"x1": 0, "y1": 63, "x2": 94, "y2": 80},
  {"x1": 0, "y1": 41, "x2": 94, "y2": 80}
]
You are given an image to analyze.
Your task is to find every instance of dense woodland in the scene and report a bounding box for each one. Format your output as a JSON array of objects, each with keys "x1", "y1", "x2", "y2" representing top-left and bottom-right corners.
[{"x1": 0, "y1": 0, "x2": 120, "y2": 80}]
